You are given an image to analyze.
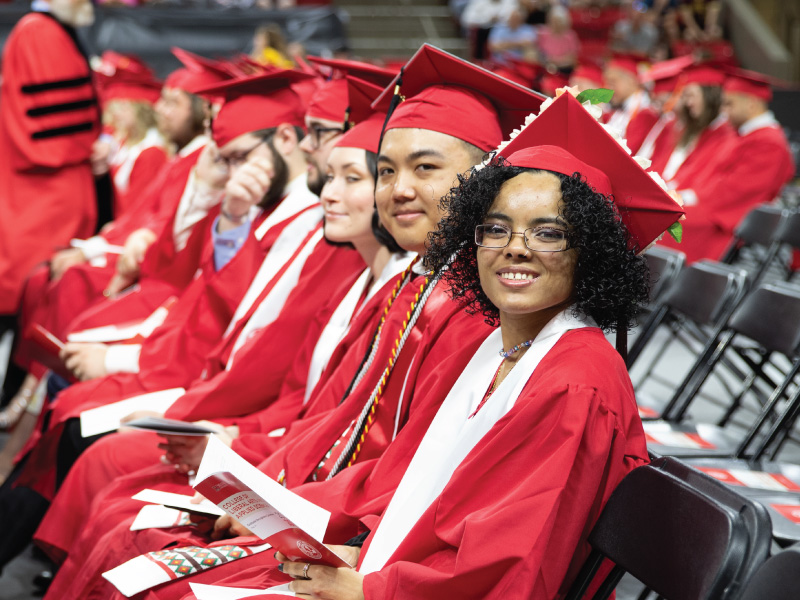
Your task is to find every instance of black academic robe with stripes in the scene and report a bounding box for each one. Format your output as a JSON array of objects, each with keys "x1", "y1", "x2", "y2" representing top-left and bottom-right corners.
[{"x1": 0, "y1": 10, "x2": 100, "y2": 314}]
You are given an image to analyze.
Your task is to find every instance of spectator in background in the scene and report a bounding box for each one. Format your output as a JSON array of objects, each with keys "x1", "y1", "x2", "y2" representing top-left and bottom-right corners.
[
  {"x1": 678, "y1": 0, "x2": 722, "y2": 42},
  {"x1": 461, "y1": 0, "x2": 518, "y2": 60},
  {"x1": 520, "y1": 0, "x2": 550, "y2": 25},
  {"x1": 251, "y1": 24, "x2": 294, "y2": 68},
  {"x1": 611, "y1": 0, "x2": 659, "y2": 57},
  {"x1": 488, "y1": 8, "x2": 538, "y2": 64},
  {"x1": 537, "y1": 5, "x2": 580, "y2": 75}
]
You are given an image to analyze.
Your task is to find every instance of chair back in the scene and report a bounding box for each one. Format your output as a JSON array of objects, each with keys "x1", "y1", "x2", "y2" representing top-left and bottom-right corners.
[
  {"x1": 661, "y1": 261, "x2": 747, "y2": 326},
  {"x1": 727, "y1": 282, "x2": 800, "y2": 356},
  {"x1": 738, "y1": 543, "x2": 800, "y2": 600},
  {"x1": 652, "y1": 457, "x2": 773, "y2": 592},
  {"x1": 731, "y1": 205, "x2": 785, "y2": 248},
  {"x1": 645, "y1": 246, "x2": 685, "y2": 304},
  {"x1": 773, "y1": 210, "x2": 800, "y2": 250},
  {"x1": 564, "y1": 459, "x2": 771, "y2": 600}
]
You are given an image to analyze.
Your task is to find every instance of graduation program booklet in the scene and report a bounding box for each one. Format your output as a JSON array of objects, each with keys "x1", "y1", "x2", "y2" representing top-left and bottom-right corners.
[
  {"x1": 123, "y1": 416, "x2": 217, "y2": 436},
  {"x1": 194, "y1": 436, "x2": 352, "y2": 568}
]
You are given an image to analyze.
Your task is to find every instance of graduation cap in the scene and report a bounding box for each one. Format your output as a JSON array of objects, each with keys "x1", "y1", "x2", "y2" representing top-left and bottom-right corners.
[
  {"x1": 570, "y1": 63, "x2": 604, "y2": 88},
  {"x1": 304, "y1": 58, "x2": 399, "y2": 124},
  {"x1": 681, "y1": 64, "x2": 726, "y2": 87},
  {"x1": 165, "y1": 47, "x2": 233, "y2": 95},
  {"x1": 94, "y1": 52, "x2": 162, "y2": 104},
  {"x1": 605, "y1": 53, "x2": 650, "y2": 79},
  {"x1": 96, "y1": 71, "x2": 162, "y2": 105},
  {"x1": 335, "y1": 77, "x2": 386, "y2": 154},
  {"x1": 306, "y1": 56, "x2": 398, "y2": 87},
  {"x1": 373, "y1": 44, "x2": 546, "y2": 152},
  {"x1": 196, "y1": 70, "x2": 315, "y2": 147},
  {"x1": 723, "y1": 67, "x2": 776, "y2": 102},
  {"x1": 497, "y1": 92, "x2": 684, "y2": 252}
]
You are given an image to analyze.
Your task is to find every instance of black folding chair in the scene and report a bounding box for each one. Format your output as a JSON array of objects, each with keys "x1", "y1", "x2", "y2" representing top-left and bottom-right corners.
[
  {"x1": 628, "y1": 262, "x2": 748, "y2": 418},
  {"x1": 644, "y1": 246, "x2": 685, "y2": 307},
  {"x1": 720, "y1": 204, "x2": 786, "y2": 272},
  {"x1": 563, "y1": 458, "x2": 771, "y2": 600},
  {"x1": 643, "y1": 282, "x2": 800, "y2": 459},
  {"x1": 738, "y1": 542, "x2": 800, "y2": 599}
]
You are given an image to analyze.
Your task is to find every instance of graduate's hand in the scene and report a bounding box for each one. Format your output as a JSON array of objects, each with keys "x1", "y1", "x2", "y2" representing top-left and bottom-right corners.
[
  {"x1": 222, "y1": 155, "x2": 275, "y2": 220},
  {"x1": 210, "y1": 513, "x2": 255, "y2": 540},
  {"x1": 105, "y1": 228, "x2": 157, "y2": 295},
  {"x1": 158, "y1": 424, "x2": 238, "y2": 474},
  {"x1": 195, "y1": 141, "x2": 229, "y2": 193},
  {"x1": 50, "y1": 248, "x2": 87, "y2": 280},
  {"x1": 61, "y1": 342, "x2": 109, "y2": 381},
  {"x1": 277, "y1": 548, "x2": 364, "y2": 600},
  {"x1": 91, "y1": 138, "x2": 112, "y2": 176}
]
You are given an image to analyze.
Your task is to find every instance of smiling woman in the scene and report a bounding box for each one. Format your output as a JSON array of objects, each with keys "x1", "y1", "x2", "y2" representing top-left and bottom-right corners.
[{"x1": 427, "y1": 154, "x2": 649, "y2": 335}]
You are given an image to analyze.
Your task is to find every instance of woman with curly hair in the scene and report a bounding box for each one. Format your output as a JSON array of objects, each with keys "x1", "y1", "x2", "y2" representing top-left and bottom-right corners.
[{"x1": 266, "y1": 91, "x2": 684, "y2": 600}]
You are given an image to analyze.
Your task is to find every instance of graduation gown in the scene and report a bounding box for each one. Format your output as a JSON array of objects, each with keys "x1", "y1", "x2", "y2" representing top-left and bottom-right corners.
[
  {"x1": 14, "y1": 140, "x2": 206, "y2": 376},
  {"x1": 110, "y1": 130, "x2": 169, "y2": 218},
  {"x1": 192, "y1": 327, "x2": 648, "y2": 600},
  {"x1": 17, "y1": 192, "x2": 323, "y2": 500},
  {"x1": 658, "y1": 117, "x2": 795, "y2": 263},
  {"x1": 39, "y1": 285, "x2": 493, "y2": 600},
  {"x1": 0, "y1": 11, "x2": 100, "y2": 314}
]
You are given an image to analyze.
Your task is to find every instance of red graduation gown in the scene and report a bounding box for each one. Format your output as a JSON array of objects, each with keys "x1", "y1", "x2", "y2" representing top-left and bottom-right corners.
[
  {"x1": 17, "y1": 203, "x2": 322, "y2": 499},
  {"x1": 34, "y1": 241, "x2": 365, "y2": 563},
  {"x1": 193, "y1": 329, "x2": 647, "y2": 600},
  {"x1": 39, "y1": 289, "x2": 493, "y2": 600},
  {"x1": 625, "y1": 106, "x2": 660, "y2": 155},
  {"x1": 14, "y1": 144, "x2": 205, "y2": 375},
  {"x1": 0, "y1": 11, "x2": 100, "y2": 314},
  {"x1": 658, "y1": 122, "x2": 795, "y2": 263},
  {"x1": 112, "y1": 145, "x2": 169, "y2": 218}
]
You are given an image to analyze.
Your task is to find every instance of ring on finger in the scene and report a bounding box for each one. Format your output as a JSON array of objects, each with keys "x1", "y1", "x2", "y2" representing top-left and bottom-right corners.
[{"x1": 301, "y1": 562, "x2": 311, "y2": 580}]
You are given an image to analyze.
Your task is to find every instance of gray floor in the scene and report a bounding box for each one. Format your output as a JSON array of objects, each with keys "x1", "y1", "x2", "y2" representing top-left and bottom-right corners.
[{"x1": 1, "y1": 318, "x2": 800, "y2": 598}]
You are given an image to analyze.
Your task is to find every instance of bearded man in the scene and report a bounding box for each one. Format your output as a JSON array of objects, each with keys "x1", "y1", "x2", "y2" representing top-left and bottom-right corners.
[{"x1": 0, "y1": 0, "x2": 101, "y2": 318}]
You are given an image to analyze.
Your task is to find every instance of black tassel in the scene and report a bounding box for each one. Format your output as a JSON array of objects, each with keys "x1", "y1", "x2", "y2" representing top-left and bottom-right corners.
[{"x1": 377, "y1": 66, "x2": 405, "y2": 151}]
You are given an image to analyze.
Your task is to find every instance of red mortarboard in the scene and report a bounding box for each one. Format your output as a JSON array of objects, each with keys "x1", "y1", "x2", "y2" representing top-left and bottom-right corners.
[
  {"x1": 305, "y1": 58, "x2": 398, "y2": 123},
  {"x1": 335, "y1": 76, "x2": 386, "y2": 154},
  {"x1": 640, "y1": 55, "x2": 695, "y2": 84},
  {"x1": 98, "y1": 77, "x2": 162, "y2": 104},
  {"x1": 197, "y1": 71, "x2": 314, "y2": 147},
  {"x1": 165, "y1": 48, "x2": 232, "y2": 95},
  {"x1": 723, "y1": 67, "x2": 774, "y2": 102},
  {"x1": 306, "y1": 56, "x2": 398, "y2": 87},
  {"x1": 570, "y1": 64, "x2": 604, "y2": 88},
  {"x1": 681, "y1": 65, "x2": 725, "y2": 87},
  {"x1": 374, "y1": 44, "x2": 545, "y2": 152},
  {"x1": 307, "y1": 78, "x2": 349, "y2": 123},
  {"x1": 498, "y1": 93, "x2": 684, "y2": 250},
  {"x1": 94, "y1": 52, "x2": 162, "y2": 104},
  {"x1": 606, "y1": 53, "x2": 649, "y2": 78}
]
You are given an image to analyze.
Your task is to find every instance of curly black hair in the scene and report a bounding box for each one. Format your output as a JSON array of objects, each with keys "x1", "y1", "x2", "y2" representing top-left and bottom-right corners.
[{"x1": 425, "y1": 157, "x2": 650, "y2": 332}]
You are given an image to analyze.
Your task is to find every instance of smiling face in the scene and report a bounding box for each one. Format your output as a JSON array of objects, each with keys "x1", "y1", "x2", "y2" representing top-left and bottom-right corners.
[
  {"x1": 477, "y1": 171, "x2": 577, "y2": 325},
  {"x1": 321, "y1": 146, "x2": 376, "y2": 247},
  {"x1": 376, "y1": 128, "x2": 479, "y2": 254}
]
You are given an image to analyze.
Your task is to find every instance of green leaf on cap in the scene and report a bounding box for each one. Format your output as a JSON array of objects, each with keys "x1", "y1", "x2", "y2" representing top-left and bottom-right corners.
[
  {"x1": 667, "y1": 221, "x2": 682, "y2": 243},
  {"x1": 575, "y1": 88, "x2": 614, "y2": 105}
]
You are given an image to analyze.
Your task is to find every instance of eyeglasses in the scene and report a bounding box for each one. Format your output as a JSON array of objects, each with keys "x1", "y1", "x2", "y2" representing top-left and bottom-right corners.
[
  {"x1": 306, "y1": 124, "x2": 344, "y2": 149},
  {"x1": 475, "y1": 223, "x2": 570, "y2": 253},
  {"x1": 215, "y1": 135, "x2": 271, "y2": 170}
]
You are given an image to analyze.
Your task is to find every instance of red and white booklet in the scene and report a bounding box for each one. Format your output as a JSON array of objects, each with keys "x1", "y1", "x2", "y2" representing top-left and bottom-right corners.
[{"x1": 194, "y1": 436, "x2": 352, "y2": 568}]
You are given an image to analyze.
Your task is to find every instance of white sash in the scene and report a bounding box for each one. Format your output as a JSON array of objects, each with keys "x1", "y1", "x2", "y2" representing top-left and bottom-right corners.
[
  {"x1": 222, "y1": 201, "x2": 322, "y2": 340},
  {"x1": 227, "y1": 227, "x2": 324, "y2": 366},
  {"x1": 359, "y1": 309, "x2": 595, "y2": 574},
  {"x1": 303, "y1": 253, "x2": 415, "y2": 404}
]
